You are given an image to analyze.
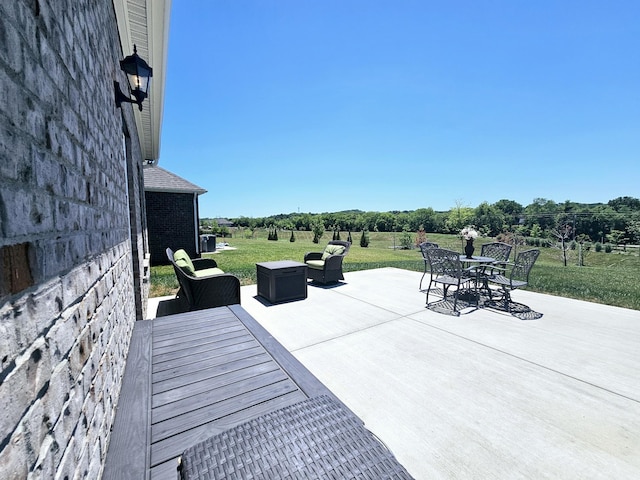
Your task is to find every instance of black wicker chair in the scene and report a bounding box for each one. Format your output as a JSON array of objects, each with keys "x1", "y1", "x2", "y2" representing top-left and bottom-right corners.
[
  {"x1": 418, "y1": 241, "x2": 439, "y2": 290},
  {"x1": 304, "y1": 241, "x2": 351, "y2": 284},
  {"x1": 487, "y1": 249, "x2": 540, "y2": 312},
  {"x1": 425, "y1": 248, "x2": 475, "y2": 315},
  {"x1": 166, "y1": 247, "x2": 241, "y2": 311}
]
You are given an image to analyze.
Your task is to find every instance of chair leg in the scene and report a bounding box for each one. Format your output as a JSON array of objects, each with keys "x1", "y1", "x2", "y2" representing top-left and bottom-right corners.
[
  {"x1": 419, "y1": 269, "x2": 427, "y2": 290},
  {"x1": 425, "y1": 280, "x2": 432, "y2": 305},
  {"x1": 452, "y1": 286, "x2": 458, "y2": 314},
  {"x1": 504, "y1": 290, "x2": 513, "y2": 312}
]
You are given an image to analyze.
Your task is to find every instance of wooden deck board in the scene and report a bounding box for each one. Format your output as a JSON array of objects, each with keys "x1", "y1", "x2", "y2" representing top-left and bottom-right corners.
[
  {"x1": 152, "y1": 369, "x2": 290, "y2": 423},
  {"x1": 150, "y1": 329, "x2": 249, "y2": 364},
  {"x1": 102, "y1": 321, "x2": 152, "y2": 480},
  {"x1": 152, "y1": 349, "x2": 271, "y2": 393},
  {"x1": 152, "y1": 336, "x2": 257, "y2": 372},
  {"x1": 104, "y1": 305, "x2": 339, "y2": 480}
]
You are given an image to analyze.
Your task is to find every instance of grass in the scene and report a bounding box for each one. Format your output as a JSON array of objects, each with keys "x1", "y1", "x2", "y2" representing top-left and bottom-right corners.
[{"x1": 151, "y1": 231, "x2": 640, "y2": 311}]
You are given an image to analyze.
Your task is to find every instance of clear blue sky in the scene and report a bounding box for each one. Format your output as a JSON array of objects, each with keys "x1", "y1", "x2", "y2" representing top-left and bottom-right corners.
[{"x1": 159, "y1": 0, "x2": 639, "y2": 218}]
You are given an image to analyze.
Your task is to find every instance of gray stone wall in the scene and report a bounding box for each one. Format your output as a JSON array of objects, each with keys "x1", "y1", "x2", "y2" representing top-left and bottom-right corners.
[{"x1": 1, "y1": 1, "x2": 146, "y2": 478}]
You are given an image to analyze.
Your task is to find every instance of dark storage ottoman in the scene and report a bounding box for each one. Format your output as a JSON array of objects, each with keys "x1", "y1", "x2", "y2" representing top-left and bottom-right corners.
[
  {"x1": 256, "y1": 260, "x2": 307, "y2": 303},
  {"x1": 178, "y1": 395, "x2": 414, "y2": 479}
]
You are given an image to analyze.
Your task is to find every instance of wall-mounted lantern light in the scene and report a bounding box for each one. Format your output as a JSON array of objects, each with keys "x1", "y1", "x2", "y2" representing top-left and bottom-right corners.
[{"x1": 114, "y1": 45, "x2": 153, "y2": 111}]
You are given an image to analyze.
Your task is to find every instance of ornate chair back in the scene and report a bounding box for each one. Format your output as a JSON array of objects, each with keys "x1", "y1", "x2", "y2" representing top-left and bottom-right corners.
[
  {"x1": 481, "y1": 242, "x2": 512, "y2": 264},
  {"x1": 418, "y1": 242, "x2": 440, "y2": 290},
  {"x1": 510, "y1": 249, "x2": 540, "y2": 285},
  {"x1": 427, "y1": 248, "x2": 464, "y2": 280},
  {"x1": 419, "y1": 242, "x2": 439, "y2": 260}
]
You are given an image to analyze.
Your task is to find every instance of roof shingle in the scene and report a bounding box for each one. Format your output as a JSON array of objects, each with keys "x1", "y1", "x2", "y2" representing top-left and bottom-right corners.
[{"x1": 143, "y1": 166, "x2": 207, "y2": 194}]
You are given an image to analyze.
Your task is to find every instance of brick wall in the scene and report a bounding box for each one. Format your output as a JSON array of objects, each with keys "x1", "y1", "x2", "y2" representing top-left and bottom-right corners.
[
  {"x1": 0, "y1": 1, "x2": 146, "y2": 478},
  {"x1": 146, "y1": 191, "x2": 199, "y2": 264}
]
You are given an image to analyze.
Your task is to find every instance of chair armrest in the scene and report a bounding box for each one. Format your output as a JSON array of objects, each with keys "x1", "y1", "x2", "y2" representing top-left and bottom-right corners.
[
  {"x1": 188, "y1": 274, "x2": 241, "y2": 309},
  {"x1": 193, "y1": 258, "x2": 219, "y2": 270},
  {"x1": 304, "y1": 252, "x2": 323, "y2": 262},
  {"x1": 323, "y1": 254, "x2": 345, "y2": 269}
]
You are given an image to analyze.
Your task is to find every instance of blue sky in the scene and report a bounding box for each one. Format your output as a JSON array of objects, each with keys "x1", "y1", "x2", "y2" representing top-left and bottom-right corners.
[{"x1": 159, "y1": 1, "x2": 639, "y2": 218}]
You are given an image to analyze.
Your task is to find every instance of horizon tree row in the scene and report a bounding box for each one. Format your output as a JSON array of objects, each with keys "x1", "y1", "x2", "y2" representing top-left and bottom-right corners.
[{"x1": 205, "y1": 196, "x2": 640, "y2": 245}]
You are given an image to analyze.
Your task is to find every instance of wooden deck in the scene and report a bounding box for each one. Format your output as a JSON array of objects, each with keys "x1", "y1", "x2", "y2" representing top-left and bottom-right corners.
[{"x1": 102, "y1": 305, "x2": 340, "y2": 480}]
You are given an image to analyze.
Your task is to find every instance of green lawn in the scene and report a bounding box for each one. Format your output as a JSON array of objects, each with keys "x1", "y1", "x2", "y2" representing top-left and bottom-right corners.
[{"x1": 151, "y1": 231, "x2": 640, "y2": 311}]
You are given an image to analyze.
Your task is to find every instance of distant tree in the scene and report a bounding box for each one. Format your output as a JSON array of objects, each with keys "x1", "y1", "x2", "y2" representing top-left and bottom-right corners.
[
  {"x1": 445, "y1": 200, "x2": 474, "y2": 233},
  {"x1": 399, "y1": 228, "x2": 413, "y2": 249},
  {"x1": 628, "y1": 221, "x2": 640, "y2": 256},
  {"x1": 607, "y1": 230, "x2": 625, "y2": 249},
  {"x1": 530, "y1": 224, "x2": 543, "y2": 238},
  {"x1": 575, "y1": 233, "x2": 591, "y2": 266},
  {"x1": 493, "y1": 199, "x2": 524, "y2": 220},
  {"x1": 360, "y1": 230, "x2": 369, "y2": 247},
  {"x1": 550, "y1": 217, "x2": 573, "y2": 266},
  {"x1": 311, "y1": 219, "x2": 325, "y2": 244},
  {"x1": 415, "y1": 226, "x2": 427, "y2": 247},
  {"x1": 608, "y1": 196, "x2": 640, "y2": 212},
  {"x1": 411, "y1": 208, "x2": 437, "y2": 232},
  {"x1": 474, "y1": 202, "x2": 506, "y2": 236}
]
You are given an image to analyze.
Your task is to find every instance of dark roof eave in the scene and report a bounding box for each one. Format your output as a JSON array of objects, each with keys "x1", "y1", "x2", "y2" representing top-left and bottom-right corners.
[{"x1": 145, "y1": 187, "x2": 207, "y2": 195}]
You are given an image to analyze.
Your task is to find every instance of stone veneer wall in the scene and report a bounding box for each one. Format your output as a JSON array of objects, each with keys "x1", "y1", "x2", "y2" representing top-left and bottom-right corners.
[{"x1": 0, "y1": 1, "x2": 146, "y2": 478}]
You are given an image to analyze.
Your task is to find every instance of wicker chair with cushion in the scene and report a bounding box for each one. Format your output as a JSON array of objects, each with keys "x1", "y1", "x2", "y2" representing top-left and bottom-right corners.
[
  {"x1": 425, "y1": 248, "x2": 476, "y2": 315},
  {"x1": 418, "y1": 241, "x2": 439, "y2": 290},
  {"x1": 166, "y1": 247, "x2": 241, "y2": 311},
  {"x1": 304, "y1": 241, "x2": 351, "y2": 284},
  {"x1": 487, "y1": 249, "x2": 540, "y2": 312}
]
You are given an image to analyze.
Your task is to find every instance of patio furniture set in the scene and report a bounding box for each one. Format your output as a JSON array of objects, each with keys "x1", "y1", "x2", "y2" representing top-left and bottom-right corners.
[
  {"x1": 167, "y1": 241, "x2": 351, "y2": 309},
  {"x1": 419, "y1": 241, "x2": 540, "y2": 316},
  {"x1": 153, "y1": 240, "x2": 538, "y2": 477}
]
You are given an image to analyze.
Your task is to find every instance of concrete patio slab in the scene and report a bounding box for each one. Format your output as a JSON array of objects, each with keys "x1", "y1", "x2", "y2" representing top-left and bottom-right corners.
[{"x1": 239, "y1": 267, "x2": 640, "y2": 479}]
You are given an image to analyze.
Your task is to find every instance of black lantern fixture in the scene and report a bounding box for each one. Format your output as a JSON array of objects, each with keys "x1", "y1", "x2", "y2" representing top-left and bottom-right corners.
[{"x1": 114, "y1": 45, "x2": 153, "y2": 111}]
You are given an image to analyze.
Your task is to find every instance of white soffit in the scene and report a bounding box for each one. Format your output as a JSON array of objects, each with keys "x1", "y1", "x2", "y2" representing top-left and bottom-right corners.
[{"x1": 113, "y1": 0, "x2": 171, "y2": 162}]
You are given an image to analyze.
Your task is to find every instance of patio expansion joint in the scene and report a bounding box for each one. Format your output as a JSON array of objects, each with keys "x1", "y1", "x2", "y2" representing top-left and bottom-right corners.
[
  {"x1": 407, "y1": 317, "x2": 640, "y2": 405},
  {"x1": 290, "y1": 290, "x2": 427, "y2": 353}
]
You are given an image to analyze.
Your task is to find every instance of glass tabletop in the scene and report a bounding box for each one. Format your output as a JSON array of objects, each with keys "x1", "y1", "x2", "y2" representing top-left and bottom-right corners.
[{"x1": 459, "y1": 255, "x2": 495, "y2": 263}]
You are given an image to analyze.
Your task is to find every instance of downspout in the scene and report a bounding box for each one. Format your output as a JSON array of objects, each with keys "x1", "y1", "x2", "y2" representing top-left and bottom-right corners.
[{"x1": 194, "y1": 192, "x2": 200, "y2": 255}]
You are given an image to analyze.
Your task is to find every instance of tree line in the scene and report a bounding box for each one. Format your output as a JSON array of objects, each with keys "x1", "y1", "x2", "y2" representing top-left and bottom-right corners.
[{"x1": 201, "y1": 196, "x2": 640, "y2": 246}]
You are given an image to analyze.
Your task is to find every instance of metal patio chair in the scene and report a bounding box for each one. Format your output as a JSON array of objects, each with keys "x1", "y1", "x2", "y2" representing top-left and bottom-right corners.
[
  {"x1": 425, "y1": 248, "x2": 475, "y2": 315},
  {"x1": 487, "y1": 249, "x2": 540, "y2": 313},
  {"x1": 481, "y1": 242, "x2": 512, "y2": 270},
  {"x1": 418, "y1": 241, "x2": 439, "y2": 290},
  {"x1": 470, "y1": 241, "x2": 514, "y2": 292}
]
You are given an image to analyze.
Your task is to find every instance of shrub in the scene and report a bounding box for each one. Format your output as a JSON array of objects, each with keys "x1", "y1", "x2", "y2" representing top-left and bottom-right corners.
[
  {"x1": 415, "y1": 227, "x2": 427, "y2": 247},
  {"x1": 595, "y1": 242, "x2": 602, "y2": 252},
  {"x1": 290, "y1": 231, "x2": 295, "y2": 242},
  {"x1": 311, "y1": 220, "x2": 325, "y2": 244},
  {"x1": 360, "y1": 230, "x2": 369, "y2": 247},
  {"x1": 399, "y1": 231, "x2": 413, "y2": 249},
  {"x1": 605, "y1": 243, "x2": 613, "y2": 253}
]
